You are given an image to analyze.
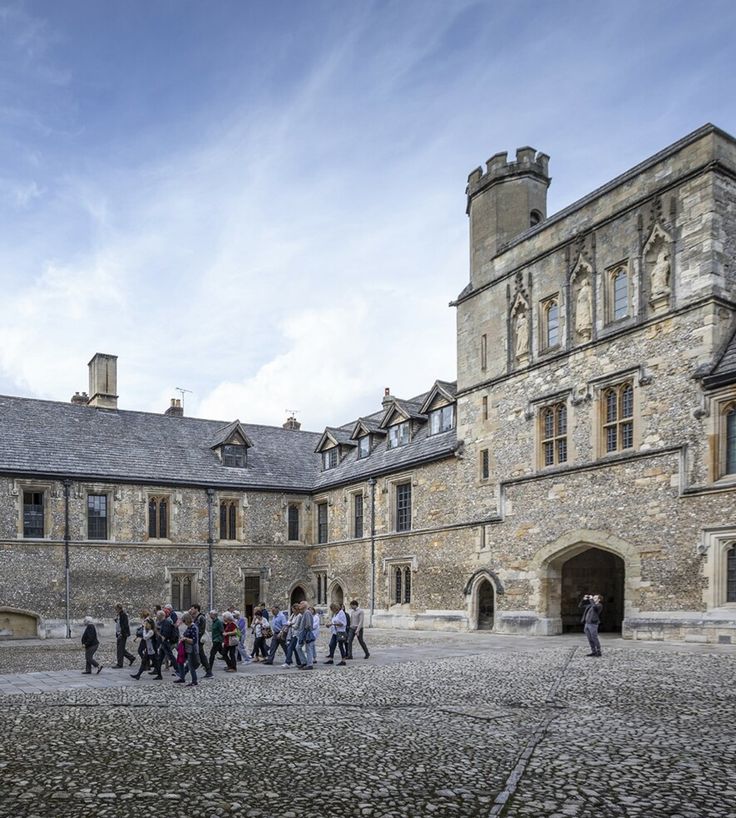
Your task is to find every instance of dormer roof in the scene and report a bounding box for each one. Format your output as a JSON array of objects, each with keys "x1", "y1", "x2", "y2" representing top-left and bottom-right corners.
[
  {"x1": 378, "y1": 398, "x2": 427, "y2": 429},
  {"x1": 210, "y1": 420, "x2": 254, "y2": 450},
  {"x1": 419, "y1": 380, "x2": 457, "y2": 415},
  {"x1": 350, "y1": 417, "x2": 387, "y2": 440},
  {"x1": 314, "y1": 426, "x2": 357, "y2": 453}
]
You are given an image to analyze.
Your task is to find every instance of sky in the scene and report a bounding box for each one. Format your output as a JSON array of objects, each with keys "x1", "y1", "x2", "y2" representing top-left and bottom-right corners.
[{"x1": 0, "y1": 0, "x2": 735, "y2": 431}]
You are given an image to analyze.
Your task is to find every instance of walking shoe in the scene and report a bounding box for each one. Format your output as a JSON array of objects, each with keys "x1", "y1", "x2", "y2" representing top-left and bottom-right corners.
[
  {"x1": 81, "y1": 671, "x2": 92, "y2": 675},
  {"x1": 585, "y1": 653, "x2": 597, "y2": 657},
  {"x1": 262, "y1": 661, "x2": 273, "y2": 665},
  {"x1": 152, "y1": 675, "x2": 163, "y2": 680},
  {"x1": 185, "y1": 683, "x2": 198, "y2": 687},
  {"x1": 96, "y1": 665, "x2": 103, "y2": 674},
  {"x1": 364, "y1": 654, "x2": 370, "y2": 659},
  {"x1": 173, "y1": 679, "x2": 185, "y2": 683},
  {"x1": 323, "y1": 659, "x2": 333, "y2": 664},
  {"x1": 281, "y1": 663, "x2": 291, "y2": 668},
  {"x1": 204, "y1": 673, "x2": 214, "y2": 679},
  {"x1": 113, "y1": 664, "x2": 124, "y2": 669},
  {"x1": 130, "y1": 674, "x2": 141, "y2": 680},
  {"x1": 128, "y1": 657, "x2": 136, "y2": 666},
  {"x1": 337, "y1": 661, "x2": 346, "y2": 666}
]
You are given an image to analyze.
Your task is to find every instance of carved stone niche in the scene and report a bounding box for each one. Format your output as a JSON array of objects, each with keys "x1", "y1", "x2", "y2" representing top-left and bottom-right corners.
[
  {"x1": 510, "y1": 293, "x2": 530, "y2": 363},
  {"x1": 570, "y1": 255, "x2": 593, "y2": 342},
  {"x1": 644, "y1": 223, "x2": 672, "y2": 314}
]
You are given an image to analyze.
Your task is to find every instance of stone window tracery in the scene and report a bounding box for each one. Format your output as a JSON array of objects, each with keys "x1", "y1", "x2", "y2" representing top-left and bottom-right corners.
[
  {"x1": 392, "y1": 564, "x2": 412, "y2": 605},
  {"x1": 540, "y1": 402, "x2": 568, "y2": 466},
  {"x1": 23, "y1": 490, "x2": 44, "y2": 538},
  {"x1": 602, "y1": 382, "x2": 634, "y2": 453},
  {"x1": 219, "y1": 499, "x2": 237, "y2": 541},
  {"x1": 148, "y1": 496, "x2": 169, "y2": 539},
  {"x1": 541, "y1": 296, "x2": 560, "y2": 350},
  {"x1": 87, "y1": 494, "x2": 108, "y2": 540}
]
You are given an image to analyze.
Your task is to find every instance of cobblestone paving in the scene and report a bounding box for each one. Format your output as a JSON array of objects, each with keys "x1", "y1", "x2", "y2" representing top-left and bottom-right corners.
[{"x1": 0, "y1": 631, "x2": 734, "y2": 818}]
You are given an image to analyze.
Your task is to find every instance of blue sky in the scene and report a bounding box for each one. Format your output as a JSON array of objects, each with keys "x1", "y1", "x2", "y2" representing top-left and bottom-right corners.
[{"x1": 0, "y1": 0, "x2": 734, "y2": 429}]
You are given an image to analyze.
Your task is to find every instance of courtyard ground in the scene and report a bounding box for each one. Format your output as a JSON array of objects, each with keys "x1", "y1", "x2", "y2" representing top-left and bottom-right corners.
[{"x1": 0, "y1": 629, "x2": 734, "y2": 818}]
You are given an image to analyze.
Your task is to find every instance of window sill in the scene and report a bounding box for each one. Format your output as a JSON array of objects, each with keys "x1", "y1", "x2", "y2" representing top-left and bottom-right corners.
[{"x1": 146, "y1": 538, "x2": 172, "y2": 544}]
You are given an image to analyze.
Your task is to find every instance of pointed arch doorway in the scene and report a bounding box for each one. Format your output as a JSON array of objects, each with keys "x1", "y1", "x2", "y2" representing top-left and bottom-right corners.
[
  {"x1": 290, "y1": 585, "x2": 306, "y2": 606},
  {"x1": 477, "y1": 579, "x2": 495, "y2": 630}
]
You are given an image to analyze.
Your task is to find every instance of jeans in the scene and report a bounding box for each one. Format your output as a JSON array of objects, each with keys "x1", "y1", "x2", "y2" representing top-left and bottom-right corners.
[
  {"x1": 84, "y1": 645, "x2": 100, "y2": 672},
  {"x1": 159, "y1": 640, "x2": 176, "y2": 669},
  {"x1": 252, "y1": 636, "x2": 268, "y2": 658},
  {"x1": 266, "y1": 634, "x2": 287, "y2": 662},
  {"x1": 295, "y1": 638, "x2": 315, "y2": 667},
  {"x1": 285, "y1": 636, "x2": 303, "y2": 665},
  {"x1": 328, "y1": 633, "x2": 347, "y2": 660},
  {"x1": 347, "y1": 628, "x2": 369, "y2": 659},
  {"x1": 197, "y1": 641, "x2": 211, "y2": 674},
  {"x1": 178, "y1": 653, "x2": 199, "y2": 684}
]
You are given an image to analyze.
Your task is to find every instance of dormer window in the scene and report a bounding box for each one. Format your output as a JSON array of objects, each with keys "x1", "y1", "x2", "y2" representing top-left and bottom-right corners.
[
  {"x1": 223, "y1": 444, "x2": 246, "y2": 467},
  {"x1": 429, "y1": 405, "x2": 455, "y2": 435},
  {"x1": 388, "y1": 421, "x2": 410, "y2": 449},
  {"x1": 322, "y1": 448, "x2": 338, "y2": 470},
  {"x1": 358, "y1": 435, "x2": 371, "y2": 459}
]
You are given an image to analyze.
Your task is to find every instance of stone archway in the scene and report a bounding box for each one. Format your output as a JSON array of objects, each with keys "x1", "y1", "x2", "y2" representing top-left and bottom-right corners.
[
  {"x1": 464, "y1": 569, "x2": 504, "y2": 632},
  {"x1": 330, "y1": 583, "x2": 344, "y2": 608},
  {"x1": 560, "y1": 548, "x2": 625, "y2": 632},
  {"x1": 290, "y1": 585, "x2": 307, "y2": 606},
  {"x1": 530, "y1": 529, "x2": 641, "y2": 635}
]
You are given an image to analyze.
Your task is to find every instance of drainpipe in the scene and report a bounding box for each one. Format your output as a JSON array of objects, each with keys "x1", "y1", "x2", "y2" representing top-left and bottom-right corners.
[
  {"x1": 368, "y1": 477, "x2": 376, "y2": 627},
  {"x1": 63, "y1": 479, "x2": 71, "y2": 639},
  {"x1": 206, "y1": 488, "x2": 215, "y2": 610}
]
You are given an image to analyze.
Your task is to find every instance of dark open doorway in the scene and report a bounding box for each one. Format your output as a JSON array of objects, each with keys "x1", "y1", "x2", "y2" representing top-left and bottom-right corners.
[
  {"x1": 477, "y1": 579, "x2": 495, "y2": 630},
  {"x1": 561, "y1": 547, "x2": 624, "y2": 633},
  {"x1": 290, "y1": 586, "x2": 306, "y2": 606}
]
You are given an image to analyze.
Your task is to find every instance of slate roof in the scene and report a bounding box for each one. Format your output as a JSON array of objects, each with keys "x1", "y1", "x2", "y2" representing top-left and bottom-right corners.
[
  {"x1": 0, "y1": 395, "x2": 322, "y2": 491},
  {"x1": 0, "y1": 380, "x2": 458, "y2": 493},
  {"x1": 703, "y1": 327, "x2": 736, "y2": 388}
]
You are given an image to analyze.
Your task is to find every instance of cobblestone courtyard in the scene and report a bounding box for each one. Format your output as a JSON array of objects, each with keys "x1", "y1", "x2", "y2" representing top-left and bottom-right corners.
[{"x1": 0, "y1": 630, "x2": 734, "y2": 818}]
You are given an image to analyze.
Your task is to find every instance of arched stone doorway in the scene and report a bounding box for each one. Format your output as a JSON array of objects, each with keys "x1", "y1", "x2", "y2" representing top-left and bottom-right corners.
[
  {"x1": 560, "y1": 548, "x2": 625, "y2": 633},
  {"x1": 330, "y1": 583, "x2": 344, "y2": 608},
  {"x1": 290, "y1": 586, "x2": 306, "y2": 606},
  {"x1": 477, "y1": 580, "x2": 495, "y2": 630},
  {"x1": 531, "y1": 530, "x2": 640, "y2": 636}
]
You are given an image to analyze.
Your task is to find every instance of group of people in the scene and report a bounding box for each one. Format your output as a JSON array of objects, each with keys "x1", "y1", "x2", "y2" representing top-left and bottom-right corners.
[{"x1": 80, "y1": 598, "x2": 370, "y2": 684}]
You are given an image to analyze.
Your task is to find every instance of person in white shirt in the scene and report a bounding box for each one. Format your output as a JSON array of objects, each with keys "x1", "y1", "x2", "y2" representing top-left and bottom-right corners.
[
  {"x1": 323, "y1": 603, "x2": 347, "y2": 666},
  {"x1": 346, "y1": 600, "x2": 369, "y2": 660}
]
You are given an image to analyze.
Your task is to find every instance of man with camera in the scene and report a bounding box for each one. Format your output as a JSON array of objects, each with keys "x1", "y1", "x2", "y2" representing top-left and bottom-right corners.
[{"x1": 579, "y1": 593, "x2": 603, "y2": 657}]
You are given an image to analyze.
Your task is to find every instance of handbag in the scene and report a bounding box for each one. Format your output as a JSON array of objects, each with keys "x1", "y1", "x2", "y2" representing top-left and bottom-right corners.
[
  {"x1": 305, "y1": 630, "x2": 316, "y2": 643},
  {"x1": 262, "y1": 626, "x2": 273, "y2": 639},
  {"x1": 336, "y1": 631, "x2": 347, "y2": 644}
]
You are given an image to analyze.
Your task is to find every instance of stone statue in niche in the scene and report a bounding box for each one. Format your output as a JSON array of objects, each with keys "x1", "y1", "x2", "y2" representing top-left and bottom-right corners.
[
  {"x1": 651, "y1": 245, "x2": 671, "y2": 297},
  {"x1": 574, "y1": 277, "x2": 593, "y2": 338},
  {"x1": 515, "y1": 309, "x2": 529, "y2": 359}
]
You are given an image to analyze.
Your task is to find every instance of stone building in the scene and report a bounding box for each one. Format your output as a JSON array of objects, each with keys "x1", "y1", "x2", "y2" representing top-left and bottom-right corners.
[{"x1": 1, "y1": 122, "x2": 736, "y2": 643}]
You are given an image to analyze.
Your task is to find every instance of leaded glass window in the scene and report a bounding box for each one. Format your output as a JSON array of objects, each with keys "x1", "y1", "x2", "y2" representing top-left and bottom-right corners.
[
  {"x1": 87, "y1": 494, "x2": 108, "y2": 540},
  {"x1": 288, "y1": 505, "x2": 300, "y2": 541},
  {"x1": 317, "y1": 503, "x2": 328, "y2": 544},
  {"x1": 541, "y1": 403, "x2": 568, "y2": 466},
  {"x1": 430, "y1": 405, "x2": 455, "y2": 435},
  {"x1": 23, "y1": 491, "x2": 44, "y2": 538},
  {"x1": 396, "y1": 483, "x2": 412, "y2": 532},
  {"x1": 148, "y1": 496, "x2": 169, "y2": 539},
  {"x1": 219, "y1": 499, "x2": 237, "y2": 540},
  {"x1": 353, "y1": 493, "x2": 364, "y2": 538},
  {"x1": 388, "y1": 422, "x2": 410, "y2": 449},
  {"x1": 602, "y1": 383, "x2": 634, "y2": 453},
  {"x1": 612, "y1": 267, "x2": 629, "y2": 321}
]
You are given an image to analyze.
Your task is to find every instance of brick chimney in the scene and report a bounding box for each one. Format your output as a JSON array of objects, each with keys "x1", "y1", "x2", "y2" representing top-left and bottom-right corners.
[
  {"x1": 382, "y1": 387, "x2": 394, "y2": 409},
  {"x1": 165, "y1": 398, "x2": 183, "y2": 417},
  {"x1": 71, "y1": 391, "x2": 89, "y2": 405},
  {"x1": 87, "y1": 353, "x2": 118, "y2": 409},
  {"x1": 283, "y1": 415, "x2": 301, "y2": 431}
]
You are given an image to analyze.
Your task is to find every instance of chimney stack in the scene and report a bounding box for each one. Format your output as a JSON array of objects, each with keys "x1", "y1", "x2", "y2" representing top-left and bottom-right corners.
[
  {"x1": 165, "y1": 398, "x2": 183, "y2": 417},
  {"x1": 71, "y1": 391, "x2": 89, "y2": 405},
  {"x1": 87, "y1": 353, "x2": 118, "y2": 409},
  {"x1": 382, "y1": 387, "x2": 394, "y2": 408},
  {"x1": 283, "y1": 415, "x2": 301, "y2": 431}
]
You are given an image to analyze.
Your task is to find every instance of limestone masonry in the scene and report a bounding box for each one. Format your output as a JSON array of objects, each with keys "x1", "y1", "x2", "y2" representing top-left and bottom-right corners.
[{"x1": 2, "y1": 123, "x2": 736, "y2": 643}]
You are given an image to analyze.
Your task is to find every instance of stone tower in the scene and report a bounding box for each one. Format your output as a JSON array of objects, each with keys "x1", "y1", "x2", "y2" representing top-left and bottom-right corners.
[{"x1": 466, "y1": 147, "x2": 550, "y2": 286}]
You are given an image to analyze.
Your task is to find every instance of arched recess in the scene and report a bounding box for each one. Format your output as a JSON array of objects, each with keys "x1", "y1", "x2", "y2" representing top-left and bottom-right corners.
[
  {"x1": 529, "y1": 529, "x2": 641, "y2": 635},
  {"x1": 0, "y1": 607, "x2": 42, "y2": 640},
  {"x1": 287, "y1": 579, "x2": 311, "y2": 608},
  {"x1": 328, "y1": 578, "x2": 346, "y2": 608},
  {"x1": 464, "y1": 569, "x2": 505, "y2": 632}
]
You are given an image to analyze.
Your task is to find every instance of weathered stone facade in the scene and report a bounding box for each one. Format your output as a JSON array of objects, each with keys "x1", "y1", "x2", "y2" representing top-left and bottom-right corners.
[{"x1": 2, "y1": 123, "x2": 736, "y2": 643}]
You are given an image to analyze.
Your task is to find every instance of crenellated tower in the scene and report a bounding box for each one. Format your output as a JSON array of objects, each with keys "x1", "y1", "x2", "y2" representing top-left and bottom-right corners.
[{"x1": 466, "y1": 147, "x2": 550, "y2": 286}]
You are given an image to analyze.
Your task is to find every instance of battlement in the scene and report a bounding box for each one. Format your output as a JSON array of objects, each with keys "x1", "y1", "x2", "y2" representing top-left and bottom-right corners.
[{"x1": 466, "y1": 147, "x2": 550, "y2": 200}]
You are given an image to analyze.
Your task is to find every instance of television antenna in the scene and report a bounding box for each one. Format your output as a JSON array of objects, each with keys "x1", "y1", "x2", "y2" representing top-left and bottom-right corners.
[{"x1": 175, "y1": 387, "x2": 193, "y2": 411}]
